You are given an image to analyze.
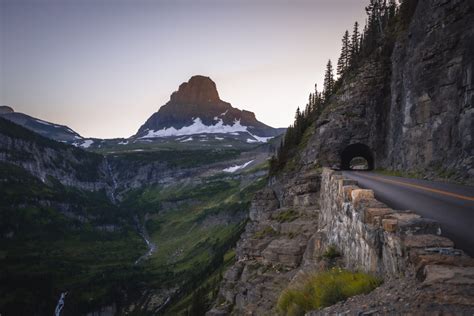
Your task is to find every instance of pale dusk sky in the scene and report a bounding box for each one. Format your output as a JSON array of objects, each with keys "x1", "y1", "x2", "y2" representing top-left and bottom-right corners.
[{"x1": 1, "y1": 0, "x2": 367, "y2": 138}]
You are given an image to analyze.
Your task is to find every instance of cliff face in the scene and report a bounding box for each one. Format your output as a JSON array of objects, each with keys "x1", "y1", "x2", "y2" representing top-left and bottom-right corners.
[
  {"x1": 386, "y1": 0, "x2": 473, "y2": 180},
  {"x1": 136, "y1": 75, "x2": 281, "y2": 138},
  {"x1": 208, "y1": 172, "x2": 322, "y2": 315},
  {"x1": 301, "y1": 0, "x2": 473, "y2": 184},
  {"x1": 0, "y1": 118, "x2": 110, "y2": 192},
  {"x1": 210, "y1": 0, "x2": 474, "y2": 314},
  {"x1": 210, "y1": 166, "x2": 474, "y2": 315}
]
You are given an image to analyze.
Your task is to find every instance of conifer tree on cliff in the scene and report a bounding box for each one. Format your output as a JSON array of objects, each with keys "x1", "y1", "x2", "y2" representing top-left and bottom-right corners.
[
  {"x1": 350, "y1": 22, "x2": 360, "y2": 65},
  {"x1": 337, "y1": 30, "x2": 351, "y2": 77},
  {"x1": 323, "y1": 60, "x2": 335, "y2": 102}
]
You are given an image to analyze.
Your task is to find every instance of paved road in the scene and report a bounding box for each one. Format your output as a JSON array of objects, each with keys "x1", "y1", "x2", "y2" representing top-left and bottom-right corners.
[{"x1": 342, "y1": 171, "x2": 474, "y2": 256}]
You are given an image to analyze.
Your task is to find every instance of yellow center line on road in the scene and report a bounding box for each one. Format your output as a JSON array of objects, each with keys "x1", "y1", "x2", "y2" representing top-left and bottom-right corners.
[{"x1": 352, "y1": 172, "x2": 474, "y2": 202}]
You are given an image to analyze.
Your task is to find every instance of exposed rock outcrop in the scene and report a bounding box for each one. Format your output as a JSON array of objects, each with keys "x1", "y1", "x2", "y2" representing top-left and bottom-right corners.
[
  {"x1": 0, "y1": 105, "x2": 14, "y2": 114},
  {"x1": 208, "y1": 172, "x2": 321, "y2": 315},
  {"x1": 136, "y1": 75, "x2": 283, "y2": 138},
  {"x1": 170, "y1": 75, "x2": 221, "y2": 105},
  {"x1": 0, "y1": 117, "x2": 110, "y2": 192},
  {"x1": 301, "y1": 0, "x2": 474, "y2": 184},
  {"x1": 210, "y1": 168, "x2": 474, "y2": 314}
]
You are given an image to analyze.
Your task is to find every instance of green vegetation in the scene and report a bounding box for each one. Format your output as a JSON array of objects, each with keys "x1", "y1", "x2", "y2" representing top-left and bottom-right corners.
[
  {"x1": 0, "y1": 154, "x2": 268, "y2": 314},
  {"x1": 0, "y1": 162, "x2": 144, "y2": 315},
  {"x1": 322, "y1": 245, "x2": 341, "y2": 260},
  {"x1": 118, "y1": 170, "x2": 267, "y2": 313},
  {"x1": 277, "y1": 268, "x2": 382, "y2": 316},
  {"x1": 273, "y1": 210, "x2": 299, "y2": 223},
  {"x1": 110, "y1": 148, "x2": 241, "y2": 169},
  {"x1": 165, "y1": 249, "x2": 236, "y2": 315}
]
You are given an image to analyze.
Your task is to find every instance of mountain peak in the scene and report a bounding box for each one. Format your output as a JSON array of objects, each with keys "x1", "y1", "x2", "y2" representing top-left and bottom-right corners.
[
  {"x1": 170, "y1": 75, "x2": 220, "y2": 105},
  {"x1": 0, "y1": 105, "x2": 14, "y2": 114},
  {"x1": 135, "y1": 75, "x2": 284, "y2": 140}
]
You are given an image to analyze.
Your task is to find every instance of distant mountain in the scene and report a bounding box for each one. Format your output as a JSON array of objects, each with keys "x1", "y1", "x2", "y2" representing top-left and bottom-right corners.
[
  {"x1": 0, "y1": 105, "x2": 84, "y2": 143},
  {"x1": 135, "y1": 75, "x2": 285, "y2": 143},
  {"x1": 0, "y1": 77, "x2": 285, "y2": 151}
]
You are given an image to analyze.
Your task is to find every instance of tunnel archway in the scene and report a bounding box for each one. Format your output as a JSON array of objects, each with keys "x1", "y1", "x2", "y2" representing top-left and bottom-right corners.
[{"x1": 340, "y1": 143, "x2": 374, "y2": 170}]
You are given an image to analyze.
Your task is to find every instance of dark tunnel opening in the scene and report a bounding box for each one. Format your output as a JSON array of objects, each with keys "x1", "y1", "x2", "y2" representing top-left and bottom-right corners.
[{"x1": 340, "y1": 143, "x2": 374, "y2": 171}]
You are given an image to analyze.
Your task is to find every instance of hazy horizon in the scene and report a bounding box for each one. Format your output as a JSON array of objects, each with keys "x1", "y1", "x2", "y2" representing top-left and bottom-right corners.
[{"x1": 1, "y1": 0, "x2": 367, "y2": 138}]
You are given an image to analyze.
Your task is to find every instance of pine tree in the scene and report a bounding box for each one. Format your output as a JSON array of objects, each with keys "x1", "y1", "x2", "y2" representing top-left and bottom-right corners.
[
  {"x1": 337, "y1": 54, "x2": 345, "y2": 78},
  {"x1": 366, "y1": 0, "x2": 384, "y2": 35},
  {"x1": 350, "y1": 22, "x2": 360, "y2": 64},
  {"x1": 313, "y1": 84, "x2": 319, "y2": 112},
  {"x1": 323, "y1": 60, "x2": 335, "y2": 101},
  {"x1": 337, "y1": 30, "x2": 351, "y2": 77}
]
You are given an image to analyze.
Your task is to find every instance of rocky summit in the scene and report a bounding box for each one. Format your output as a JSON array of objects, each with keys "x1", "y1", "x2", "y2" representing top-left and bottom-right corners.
[
  {"x1": 0, "y1": 105, "x2": 14, "y2": 114},
  {"x1": 136, "y1": 75, "x2": 283, "y2": 139}
]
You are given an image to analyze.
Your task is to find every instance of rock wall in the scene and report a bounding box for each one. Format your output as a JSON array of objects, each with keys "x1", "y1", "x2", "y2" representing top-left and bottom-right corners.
[
  {"x1": 301, "y1": 0, "x2": 474, "y2": 184},
  {"x1": 386, "y1": 0, "x2": 474, "y2": 181},
  {"x1": 0, "y1": 133, "x2": 111, "y2": 192},
  {"x1": 210, "y1": 168, "x2": 474, "y2": 314},
  {"x1": 208, "y1": 172, "x2": 322, "y2": 315},
  {"x1": 319, "y1": 168, "x2": 474, "y2": 305}
]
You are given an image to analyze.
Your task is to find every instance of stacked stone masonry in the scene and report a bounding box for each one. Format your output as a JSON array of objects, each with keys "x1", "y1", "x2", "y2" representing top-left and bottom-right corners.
[{"x1": 320, "y1": 168, "x2": 474, "y2": 306}]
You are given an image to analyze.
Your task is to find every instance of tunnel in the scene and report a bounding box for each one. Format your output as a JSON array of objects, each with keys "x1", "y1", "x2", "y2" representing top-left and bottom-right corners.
[{"x1": 340, "y1": 143, "x2": 374, "y2": 171}]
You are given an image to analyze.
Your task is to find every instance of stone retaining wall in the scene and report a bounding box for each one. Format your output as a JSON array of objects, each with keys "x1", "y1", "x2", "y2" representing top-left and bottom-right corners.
[{"x1": 320, "y1": 168, "x2": 473, "y2": 282}]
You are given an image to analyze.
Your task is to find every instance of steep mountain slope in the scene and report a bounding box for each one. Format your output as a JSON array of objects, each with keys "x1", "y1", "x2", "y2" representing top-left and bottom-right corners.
[
  {"x1": 0, "y1": 117, "x2": 111, "y2": 192},
  {"x1": 136, "y1": 75, "x2": 285, "y2": 142},
  {"x1": 0, "y1": 117, "x2": 271, "y2": 314},
  {"x1": 210, "y1": 0, "x2": 474, "y2": 314},
  {"x1": 0, "y1": 105, "x2": 86, "y2": 144},
  {"x1": 299, "y1": 0, "x2": 473, "y2": 185},
  {"x1": 0, "y1": 158, "x2": 143, "y2": 315}
]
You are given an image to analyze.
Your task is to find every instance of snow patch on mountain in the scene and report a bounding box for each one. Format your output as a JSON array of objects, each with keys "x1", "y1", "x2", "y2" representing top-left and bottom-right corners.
[
  {"x1": 80, "y1": 140, "x2": 94, "y2": 148},
  {"x1": 35, "y1": 119, "x2": 54, "y2": 126},
  {"x1": 180, "y1": 137, "x2": 193, "y2": 143},
  {"x1": 223, "y1": 160, "x2": 254, "y2": 173},
  {"x1": 140, "y1": 118, "x2": 249, "y2": 138},
  {"x1": 246, "y1": 132, "x2": 273, "y2": 143}
]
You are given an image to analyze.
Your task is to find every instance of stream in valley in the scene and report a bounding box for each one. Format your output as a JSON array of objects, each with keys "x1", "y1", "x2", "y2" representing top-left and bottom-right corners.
[{"x1": 135, "y1": 217, "x2": 157, "y2": 265}]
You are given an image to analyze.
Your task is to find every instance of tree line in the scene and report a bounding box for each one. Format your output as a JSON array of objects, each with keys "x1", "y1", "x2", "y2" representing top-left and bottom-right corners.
[{"x1": 269, "y1": 0, "x2": 419, "y2": 175}]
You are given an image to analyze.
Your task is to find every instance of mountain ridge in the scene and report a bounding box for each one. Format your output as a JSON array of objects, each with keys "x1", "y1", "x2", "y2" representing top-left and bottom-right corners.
[{"x1": 136, "y1": 75, "x2": 283, "y2": 139}]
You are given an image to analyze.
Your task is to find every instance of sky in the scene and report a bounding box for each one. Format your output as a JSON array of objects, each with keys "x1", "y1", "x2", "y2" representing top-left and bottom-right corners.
[{"x1": 1, "y1": 0, "x2": 367, "y2": 138}]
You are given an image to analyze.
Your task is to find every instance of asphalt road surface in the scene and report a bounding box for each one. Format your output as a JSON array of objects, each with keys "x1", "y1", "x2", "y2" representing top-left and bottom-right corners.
[{"x1": 342, "y1": 171, "x2": 474, "y2": 256}]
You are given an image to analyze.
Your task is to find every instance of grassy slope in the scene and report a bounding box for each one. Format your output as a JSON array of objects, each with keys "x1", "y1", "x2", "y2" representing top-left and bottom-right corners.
[
  {"x1": 121, "y1": 171, "x2": 268, "y2": 313},
  {"x1": 0, "y1": 162, "x2": 267, "y2": 315},
  {"x1": 0, "y1": 118, "x2": 270, "y2": 315},
  {"x1": 0, "y1": 162, "x2": 145, "y2": 315}
]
